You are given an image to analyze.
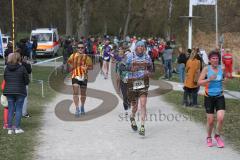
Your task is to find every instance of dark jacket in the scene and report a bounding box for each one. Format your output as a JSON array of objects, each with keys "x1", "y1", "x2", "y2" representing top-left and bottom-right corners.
[
  {"x1": 32, "y1": 39, "x2": 38, "y2": 51},
  {"x1": 4, "y1": 47, "x2": 13, "y2": 59},
  {"x1": 177, "y1": 53, "x2": 187, "y2": 64},
  {"x1": 3, "y1": 64, "x2": 29, "y2": 96},
  {"x1": 4, "y1": 47, "x2": 13, "y2": 65},
  {"x1": 22, "y1": 61, "x2": 32, "y2": 74}
]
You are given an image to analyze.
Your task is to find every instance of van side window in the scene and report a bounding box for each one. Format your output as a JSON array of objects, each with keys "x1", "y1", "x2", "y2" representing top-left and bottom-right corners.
[{"x1": 53, "y1": 33, "x2": 57, "y2": 42}]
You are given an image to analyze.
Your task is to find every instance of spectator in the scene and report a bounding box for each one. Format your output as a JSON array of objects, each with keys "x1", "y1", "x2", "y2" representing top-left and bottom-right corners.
[
  {"x1": 21, "y1": 56, "x2": 32, "y2": 118},
  {"x1": 199, "y1": 48, "x2": 209, "y2": 66},
  {"x1": 150, "y1": 45, "x2": 159, "y2": 72},
  {"x1": 26, "y1": 39, "x2": 32, "y2": 60},
  {"x1": 158, "y1": 40, "x2": 165, "y2": 65},
  {"x1": 4, "y1": 42, "x2": 13, "y2": 64},
  {"x1": 62, "y1": 39, "x2": 73, "y2": 72},
  {"x1": 177, "y1": 47, "x2": 187, "y2": 84},
  {"x1": 18, "y1": 39, "x2": 29, "y2": 58},
  {"x1": 183, "y1": 50, "x2": 201, "y2": 107},
  {"x1": 186, "y1": 49, "x2": 192, "y2": 60},
  {"x1": 162, "y1": 41, "x2": 173, "y2": 80},
  {"x1": 32, "y1": 36, "x2": 38, "y2": 63},
  {"x1": 195, "y1": 48, "x2": 204, "y2": 71},
  {"x1": 222, "y1": 48, "x2": 233, "y2": 79},
  {"x1": 3, "y1": 52, "x2": 30, "y2": 134}
]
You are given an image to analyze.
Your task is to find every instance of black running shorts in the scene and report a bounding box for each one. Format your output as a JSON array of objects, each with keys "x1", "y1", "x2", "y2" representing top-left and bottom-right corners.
[
  {"x1": 204, "y1": 95, "x2": 225, "y2": 114},
  {"x1": 72, "y1": 78, "x2": 88, "y2": 88}
]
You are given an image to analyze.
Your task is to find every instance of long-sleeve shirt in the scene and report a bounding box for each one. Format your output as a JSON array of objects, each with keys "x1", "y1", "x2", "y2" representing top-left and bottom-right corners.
[{"x1": 125, "y1": 52, "x2": 152, "y2": 79}]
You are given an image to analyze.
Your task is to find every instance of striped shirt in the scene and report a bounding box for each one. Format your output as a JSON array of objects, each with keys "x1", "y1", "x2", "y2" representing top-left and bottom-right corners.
[
  {"x1": 126, "y1": 52, "x2": 152, "y2": 79},
  {"x1": 67, "y1": 52, "x2": 92, "y2": 79}
]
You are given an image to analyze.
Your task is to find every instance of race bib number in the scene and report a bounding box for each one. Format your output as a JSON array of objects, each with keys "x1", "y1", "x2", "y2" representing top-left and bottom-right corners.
[
  {"x1": 104, "y1": 56, "x2": 110, "y2": 60},
  {"x1": 75, "y1": 75, "x2": 85, "y2": 81},
  {"x1": 133, "y1": 80, "x2": 145, "y2": 90}
]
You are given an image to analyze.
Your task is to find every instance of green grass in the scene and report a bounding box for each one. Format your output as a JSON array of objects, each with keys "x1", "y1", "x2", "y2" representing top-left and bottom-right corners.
[
  {"x1": 163, "y1": 91, "x2": 240, "y2": 152},
  {"x1": 153, "y1": 62, "x2": 240, "y2": 91},
  {"x1": 224, "y1": 78, "x2": 240, "y2": 91},
  {"x1": 0, "y1": 66, "x2": 57, "y2": 160},
  {"x1": 151, "y1": 62, "x2": 164, "y2": 80}
]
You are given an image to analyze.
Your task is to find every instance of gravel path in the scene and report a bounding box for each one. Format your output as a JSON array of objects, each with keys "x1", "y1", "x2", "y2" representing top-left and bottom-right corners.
[{"x1": 34, "y1": 65, "x2": 240, "y2": 160}]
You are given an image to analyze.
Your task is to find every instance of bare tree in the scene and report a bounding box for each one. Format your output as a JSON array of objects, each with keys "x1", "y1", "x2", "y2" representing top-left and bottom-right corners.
[
  {"x1": 76, "y1": 0, "x2": 91, "y2": 38},
  {"x1": 66, "y1": 0, "x2": 73, "y2": 36},
  {"x1": 167, "y1": 0, "x2": 174, "y2": 40},
  {"x1": 123, "y1": 0, "x2": 132, "y2": 38}
]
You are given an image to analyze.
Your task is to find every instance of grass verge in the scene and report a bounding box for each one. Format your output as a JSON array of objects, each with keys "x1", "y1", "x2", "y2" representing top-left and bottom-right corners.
[
  {"x1": 163, "y1": 90, "x2": 240, "y2": 152},
  {"x1": 153, "y1": 61, "x2": 240, "y2": 91},
  {"x1": 0, "y1": 66, "x2": 57, "y2": 160}
]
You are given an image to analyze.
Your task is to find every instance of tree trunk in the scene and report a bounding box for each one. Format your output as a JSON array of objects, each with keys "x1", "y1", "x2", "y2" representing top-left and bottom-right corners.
[
  {"x1": 103, "y1": 20, "x2": 108, "y2": 35},
  {"x1": 66, "y1": 0, "x2": 73, "y2": 36},
  {"x1": 123, "y1": 0, "x2": 132, "y2": 38},
  {"x1": 77, "y1": 0, "x2": 90, "y2": 38},
  {"x1": 119, "y1": 27, "x2": 122, "y2": 37},
  {"x1": 167, "y1": 0, "x2": 173, "y2": 40}
]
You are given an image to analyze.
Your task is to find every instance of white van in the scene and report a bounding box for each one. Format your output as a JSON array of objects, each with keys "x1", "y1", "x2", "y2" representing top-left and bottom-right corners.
[
  {"x1": 30, "y1": 28, "x2": 60, "y2": 56},
  {"x1": 2, "y1": 34, "x2": 11, "y2": 53}
]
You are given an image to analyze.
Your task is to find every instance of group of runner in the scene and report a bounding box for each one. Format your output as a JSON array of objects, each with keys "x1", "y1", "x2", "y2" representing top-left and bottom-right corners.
[
  {"x1": 66, "y1": 37, "x2": 153, "y2": 136},
  {"x1": 66, "y1": 36, "x2": 226, "y2": 147}
]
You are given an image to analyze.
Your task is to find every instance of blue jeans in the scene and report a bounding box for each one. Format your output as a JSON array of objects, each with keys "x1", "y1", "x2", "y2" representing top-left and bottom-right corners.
[
  {"x1": 7, "y1": 94, "x2": 26, "y2": 129},
  {"x1": 164, "y1": 59, "x2": 172, "y2": 79},
  {"x1": 178, "y1": 63, "x2": 185, "y2": 83}
]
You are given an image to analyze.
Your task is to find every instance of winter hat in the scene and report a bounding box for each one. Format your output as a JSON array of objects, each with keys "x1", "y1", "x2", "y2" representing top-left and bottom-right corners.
[{"x1": 135, "y1": 41, "x2": 145, "y2": 47}]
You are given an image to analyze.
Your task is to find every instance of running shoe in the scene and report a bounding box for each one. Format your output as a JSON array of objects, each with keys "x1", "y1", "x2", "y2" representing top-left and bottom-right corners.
[
  {"x1": 8, "y1": 129, "x2": 14, "y2": 135},
  {"x1": 75, "y1": 107, "x2": 80, "y2": 117},
  {"x1": 130, "y1": 117, "x2": 138, "y2": 131},
  {"x1": 214, "y1": 134, "x2": 224, "y2": 148},
  {"x1": 80, "y1": 106, "x2": 85, "y2": 115},
  {"x1": 206, "y1": 137, "x2": 213, "y2": 147},
  {"x1": 15, "y1": 128, "x2": 24, "y2": 134},
  {"x1": 3, "y1": 124, "x2": 8, "y2": 129},
  {"x1": 22, "y1": 113, "x2": 31, "y2": 118},
  {"x1": 139, "y1": 125, "x2": 145, "y2": 136}
]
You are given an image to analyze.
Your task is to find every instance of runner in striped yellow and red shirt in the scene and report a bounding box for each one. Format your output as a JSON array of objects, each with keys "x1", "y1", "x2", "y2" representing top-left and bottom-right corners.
[{"x1": 67, "y1": 42, "x2": 93, "y2": 117}]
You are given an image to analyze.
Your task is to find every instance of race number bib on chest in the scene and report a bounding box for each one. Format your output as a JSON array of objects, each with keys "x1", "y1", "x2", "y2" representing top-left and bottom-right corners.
[
  {"x1": 133, "y1": 80, "x2": 145, "y2": 90},
  {"x1": 104, "y1": 56, "x2": 110, "y2": 60},
  {"x1": 75, "y1": 75, "x2": 85, "y2": 81}
]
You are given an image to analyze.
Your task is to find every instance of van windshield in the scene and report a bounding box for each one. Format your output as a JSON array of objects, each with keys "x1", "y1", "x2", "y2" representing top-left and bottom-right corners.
[{"x1": 32, "y1": 33, "x2": 52, "y2": 42}]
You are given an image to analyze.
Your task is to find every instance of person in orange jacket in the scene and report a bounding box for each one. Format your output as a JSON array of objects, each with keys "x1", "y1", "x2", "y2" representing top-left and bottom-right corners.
[{"x1": 222, "y1": 48, "x2": 233, "y2": 78}]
